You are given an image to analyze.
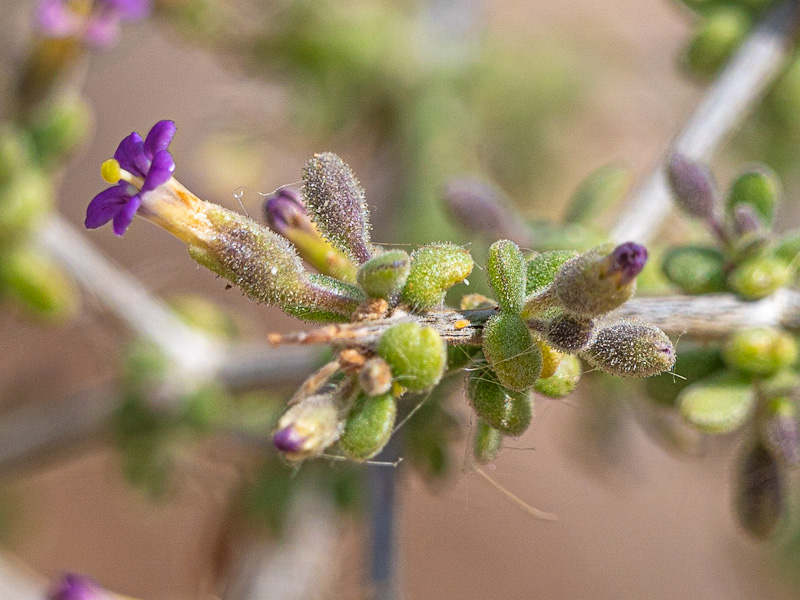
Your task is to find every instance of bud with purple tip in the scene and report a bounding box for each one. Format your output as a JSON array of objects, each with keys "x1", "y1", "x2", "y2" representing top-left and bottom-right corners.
[{"x1": 272, "y1": 394, "x2": 344, "y2": 461}]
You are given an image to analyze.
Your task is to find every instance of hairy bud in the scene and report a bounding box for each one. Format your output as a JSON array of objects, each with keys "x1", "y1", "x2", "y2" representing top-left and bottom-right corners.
[
  {"x1": 727, "y1": 255, "x2": 790, "y2": 300},
  {"x1": 723, "y1": 327, "x2": 798, "y2": 377},
  {"x1": 543, "y1": 312, "x2": 596, "y2": 353},
  {"x1": 482, "y1": 313, "x2": 542, "y2": 392},
  {"x1": 302, "y1": 152, "x2": 372, "y2": 264},
  {"x1": 357, "y1": 249, "x2": 411, "y2": 298},
  {"x1": 359, "y1": 357, "x2": 393, "y2": 396},
  {"x1": 339, "y1": 392, "x2": 397, "y2": 461},
  {"x1": 401, "y1": 242, "x2": 473, "y2": 309},
  {"x1": 761, "y1": 397, "x2": 800, "y2": 466},
  {"x1": 582, "y1": 320, "x2": 674, "y2": 378},
  {"x1": 487, "y1": 239, "x2": 527, "y2": 314},
  {"x1": 677, "y1": 373, "x2": 755, "y2": 434},
  {"x1": 473, "y1": 418, "x2": 503, "y2": 463},
  {"x1": 550, "y1": 243, "x2": 647, "y2": 317},
  {"x1": 467, "y1": 369, "x2": 533, "y2": 436},
  {"x1": 273, "y1": 394, "x2": 343, "y2": 460},
  {"x1": 526, "y1": 250, "x2": 577, "y2": 295},
  {"x1": 377, "y1": 322, "x2": 446, "y2": 392},
  {"x1": 727, "y1": 168, "x2": 779, "y2": 227},
  {"x1": 662, "y1": 245, "x2": 726, "y2": 294},
  {"x1": 734, "y1": 442, "x2": 785, "y2": 540},
  {"x1": 534, "y1": 354, "x2": 582, "y2": 398},
  {"x1": 666, "y1": 153, "x2": 718, "y2": 219}
]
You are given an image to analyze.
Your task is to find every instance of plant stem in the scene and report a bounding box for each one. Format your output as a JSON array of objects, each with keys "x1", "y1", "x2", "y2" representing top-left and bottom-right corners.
[
  {"x1": 611, "y1": 0, "x2": 800, "y2": 244},
  {"x1": 368, "y1": 437, "x2": 403, "y2": 600}
]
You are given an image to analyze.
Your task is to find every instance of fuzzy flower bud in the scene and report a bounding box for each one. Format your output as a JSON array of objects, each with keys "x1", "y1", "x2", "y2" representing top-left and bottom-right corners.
[
  {"x1": 548, "y1": 243, "x2": 647, "y2": 317},
  {"x1": 441, "y1": 177, "x2": 531, "y2": 245},
  {"x1": 482, "y1": 313, "x2": 542, "y2": 392},
  {"x1": 273, "y1": 394, "x2": 343, "y2": 460},
  {"x1": 48, "y1": 573, "x2": 107, "y2": 600},
  {"x1": 734, "y1": 442, "x2": 785, "y2": 540},
  {"x1": 377, "y1": 322, "x2": 446, "y2": 392},
  {"x1": 401, "y1": 242, "x2": 473, "y2": 309},
  {"x1": 582, "y1": 319, "x2": 674, "y2": 378},
  {"x1": 667, "y1": 153, "x2": 718, "y2": 219},
  {"x1": 467, "y1": 368, "x2": 532, "y2": 437},
  {"x1": 357, "y1": 250, "x2": 411, "y2": 298},
  {"x1": 542, "y1": 312, "x2": 596, "y2": 353},
  {"x1": 486, "y1": 239, "x2": 527, "y2": 314},
  {"x1": 302, "y1": 152, "x2": 372, "y2": 264},
  {"x1": 339, "y1": 392, "x2": 397, "y2": 461}
]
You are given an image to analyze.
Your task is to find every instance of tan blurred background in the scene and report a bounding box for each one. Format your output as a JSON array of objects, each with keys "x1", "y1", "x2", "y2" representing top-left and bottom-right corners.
[{"x1": 2, "y1": 0, "x2": 799, "y2": 598}]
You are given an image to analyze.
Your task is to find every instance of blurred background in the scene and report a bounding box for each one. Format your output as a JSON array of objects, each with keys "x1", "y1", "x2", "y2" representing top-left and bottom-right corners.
[{"x1": 2, "y1": 0, "x2": 800, "y2": 598}]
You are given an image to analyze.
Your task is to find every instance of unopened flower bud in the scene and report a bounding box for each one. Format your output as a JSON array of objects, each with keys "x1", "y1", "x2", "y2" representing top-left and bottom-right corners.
[
  {"x1": 526, "y1": 250, "x2": 577, "y2": 295},
  {"x1": 401, "y1": 242, "x2": 473, "y2": 309},
  {"x1": 761, "y1": 396, "x2": 800, "y2": 465},
  {"x1": 48, "y1": 573, "x2": 106, "y2": 600},
  {"x1": 473, "y1": 418, "x2": 503, "y2": 463},
  {"x1": 543, "y1": 312, "x2": 596, "y2": 353},
  {"x1": 273, "y1": 394, "x2": 343, "y2": 460},
  {"x1": 339, "y1": 392, "x2": 397, "y2": 461},
  {"x1": 582, "y1": 319, "x2": 674, "y2": 378},
  {"x1": 734, "y1": 441, "x2": 785, "y2": 540},
  {"x1": 667, "y1": 153, "x2": 718, "y2": 219},
  {"x1": 377, "y1": 322, "x2": 446, "y2": 392},
  {"x1": 442, "y1": 177, "x2": 530, "y2": 245},
  {"x1": 677, "y1": 373, "x2": 754, "y2": 434},
  {"x1": 487, "y1": 239, "x2": 527, "y2": 314},
  {"x1": 662, "y1": 245, "x2": 726, "y2": 294},
  {"x1": 723, "y1": 327, "x2": 798, "y2": 377},
  {"x1": 302, "y1": 152, "x2": 372, "y2": 264},
  {"x1": 467, "y1": 368, "x2": 532, "y2": 436},
  {"x1": 534, "y1": 354, "x2": 582, "y2": 398},
  {"x1": 359, "y1": 357, "x2": 393, "y2": 396},
  {"x1": 727, "y1": 255, "x2": 790, "y2": 300},
  {"x1": 263, "y1": 188, "x2": 308, "y2": 235},
  {"x1": 357, "y1": 250, "x2": 411, "y2": 298},
  {"x1": 482, "y1": 313, "x2": 542, "y2": 392},
  {"x1": 550, "y1": 243, "x2": 647, "y2": 317}
]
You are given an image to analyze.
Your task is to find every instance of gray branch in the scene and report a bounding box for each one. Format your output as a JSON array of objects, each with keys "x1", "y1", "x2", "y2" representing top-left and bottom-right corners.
[{"x1": 611, "y1": 0, "x2": 800, "y2": 244}]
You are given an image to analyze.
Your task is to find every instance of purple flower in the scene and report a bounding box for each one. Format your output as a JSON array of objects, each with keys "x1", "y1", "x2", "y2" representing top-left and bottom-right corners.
[
  {"x1": 86, "y1": 120, "x2": 176, "y2": 235},
  {"x1": 36, "y1": 0, "x2": 150, "y2": 48},
  {"x1": 263, "y1": 188, "x2": 312, "y2": 236},
  {"x1": 609, "y1": 242, "x2": 648, "y2": 285},
  {"x1": 273, "y1": 425, "x2": 307, "y2": 454},
  {"x1": 48, "y1": 573, "x2": 104, "y2": 600}
]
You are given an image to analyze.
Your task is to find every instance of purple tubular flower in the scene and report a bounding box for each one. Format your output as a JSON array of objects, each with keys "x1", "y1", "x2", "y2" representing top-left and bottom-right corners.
[
  {"x1": 49, "y1": 573, "x2": 104, "y2": 600},
  {"x1": 609, "y1": 242, "x2": 648, "y2": 285},
  {"x1": 85, "y1": 120, "x2": 176, "y2": 235},
  {"x1": 273, "y1": 425, "x2": 306, "y2": 453},
  {"x1": 263, "y1": 188, "x2": 310, "y2": 236},
  {"x1": 36, "y1": 0, "x2": 151, "y2": 48}
]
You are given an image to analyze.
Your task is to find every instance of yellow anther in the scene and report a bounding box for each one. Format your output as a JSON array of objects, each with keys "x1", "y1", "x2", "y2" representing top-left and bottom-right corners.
[
  {"x1": 101, "y1": 159, "x2": 121, "y2": 184},
  {"x1": 454, "y1": 319, "x2": 470, "y2": 330}
]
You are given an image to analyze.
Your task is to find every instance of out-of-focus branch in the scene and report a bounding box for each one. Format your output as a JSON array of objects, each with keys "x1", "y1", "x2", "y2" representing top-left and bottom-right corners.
[
  {"x1": 611, "y1": 0, "x2": 800, "y2": 244},
  {"x1": 0, "y1": 553, "x2": 45, "y2": 600}
]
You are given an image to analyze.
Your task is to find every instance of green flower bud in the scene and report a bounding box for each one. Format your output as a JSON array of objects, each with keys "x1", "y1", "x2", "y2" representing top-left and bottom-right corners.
[
  {"x1": 543, "y1": 312, "x2": 596, "y2": 353},
  {"x1": 662, "y1": 246, "x2": 726, "y2": 294},
  {"x1": 727, "y1": 168, "x2": 779, "y2": 227},
  {"x1": 761, "y1": 397, "x2": 800, "y2": 465},
  {"x1": 473, "y1": 419, "x2": 503, "y2": 463},
  {"x1": 0, "y1": 246, "x2": 77, "y2": 321},
  {"x1": 29, "y1": 96, "x2": 92, "y2": 166},
  {"x1": 727, "y1": 255, "x2": 790, "y2": 300},
  {"x1": 189, "y1": 205, "x2": 364, "y2": 322},
  {"x1": 722, "y1": 327, "x2": 797, "y2": 377},
  {"x1": 339, "y1": 393, "x2": 397, "y2": 461},
  {"x1": 677, "y1": 373, "x2": 754, "y2": 434},
  {"x1": 467, "y1": 369, "x2": 533, "y2": 436},
  {"x1": 564, "y1": 164, "x2": 631, "y2": 225},
  {"x1": 684, "y1": 8, "x2": 750, "y2": 79},
  {"x1": 550, "y1": 243, "x2": 647, "y2": 317},
  {"x1": 446, "y1": 343, "x2": 481, "y2": 371},
  {"x1": 377, "y1": 322, "x2": 446, "y2": 392},
  {"x1": 401, "y1": 242, "x2": 473, "y2": 309},
  {"x1": 525, "y1": 250, "x2": 577, "y2": 296},
  {"x1": 733, "y1": 442, "x2": 785, "y2": 540},
  {"x1": 534, "y1": 354, "x2": 582, "y2": 398},
  {"x1": 644, "y1": 346, "x2": 725, "y2": 407},
  {"x1": 666, "y1": 154, "x2": 718, "y2": 219},
  {"x1": 0, "y1": 168, "x2": 53, "y2": 244},
  {"x1": 359, "y1": 357, "x2": 393, "y2": 397},
  {"x1": 582, "y1": 320, "x2": 675, "y2": 378},
  {"x1": 273, "y1": 394, "x2": 344, "y2": 461},
  {"x1": 302, "y1": 152, "x2": 372, "y2": 264},
  {"x1": 487, "y1": 239, "x2": 526, "y2": 314},
  {"x1": 356, "y1": 249, "x2": 410, "y2": 298},
  {"x1": 482, "y1": 313, "x2": 542, "y2": 391}
]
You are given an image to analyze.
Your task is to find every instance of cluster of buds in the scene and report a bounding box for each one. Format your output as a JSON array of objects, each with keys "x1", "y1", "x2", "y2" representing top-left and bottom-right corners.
[{"x1": 86, "y1": 121, "x2": 675, "y2": 467}]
